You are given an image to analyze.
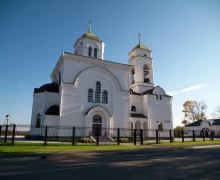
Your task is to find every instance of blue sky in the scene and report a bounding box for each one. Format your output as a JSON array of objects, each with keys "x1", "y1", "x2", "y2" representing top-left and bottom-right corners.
[{"x1": 0, "y1": 0, "x2": 220, "y2": 127}]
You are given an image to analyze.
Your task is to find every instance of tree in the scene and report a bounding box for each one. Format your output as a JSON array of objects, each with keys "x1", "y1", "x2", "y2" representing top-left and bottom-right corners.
[
  {"x1": 173, "y1": 126, "x2": 183, "y2": 138},
  {"x1": 182, "y1": 100, "x2": 207, "y2": 125},
  {"x1": 211, "y1": 106, "x2": 220, "y2": 119}
]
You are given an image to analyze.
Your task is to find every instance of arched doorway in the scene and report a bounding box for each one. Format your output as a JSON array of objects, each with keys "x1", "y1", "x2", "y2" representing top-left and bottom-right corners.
[
  {"x1": 135, "y1": 121, "x2": 141, "y2": 136},
  {"x1": 92, "y1": 114, "x2": 102, "y2": 136},
  {"x1": 202, "y1": 128, "x2": 210, "y2": 137},
  {"x1": 135, "y1": 121, "x2": 141, "y2": 129}
]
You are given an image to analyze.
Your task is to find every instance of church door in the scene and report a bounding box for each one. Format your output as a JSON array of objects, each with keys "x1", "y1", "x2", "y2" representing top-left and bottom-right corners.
[
  {"x1": 93, "y1": 124, "x2": 101, "y2": 136},
  {"x1": 92, "y1": 114, "x2": 102, "y2": 136}
]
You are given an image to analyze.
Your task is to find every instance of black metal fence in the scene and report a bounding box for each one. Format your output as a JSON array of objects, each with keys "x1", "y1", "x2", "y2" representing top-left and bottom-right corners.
[{"x1": 0, "y1": 124, "x2": 219, "y2": 146}]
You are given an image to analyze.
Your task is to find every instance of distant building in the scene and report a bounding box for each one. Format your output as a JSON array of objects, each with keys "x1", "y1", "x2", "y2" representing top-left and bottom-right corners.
[
  {"x1": 184, "y1": 119, "x2": 220, "y2": 137},
  {"x1": 30, "y1": 25, "x2": 173, "y2": 138}
]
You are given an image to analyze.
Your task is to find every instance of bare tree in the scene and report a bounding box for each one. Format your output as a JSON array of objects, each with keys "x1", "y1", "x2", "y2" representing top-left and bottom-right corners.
[
  {"x1": 211, "y1": 106, "x2": 220, "y2": 119},
  {"x1": 182, "y1": 100, "x2": 207, "y2": 125}
]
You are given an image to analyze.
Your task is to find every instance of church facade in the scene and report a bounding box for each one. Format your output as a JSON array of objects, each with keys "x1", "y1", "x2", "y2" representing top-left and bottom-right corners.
[{"x1": 30, "y1": 27, "x2": 173, "y2": 138}]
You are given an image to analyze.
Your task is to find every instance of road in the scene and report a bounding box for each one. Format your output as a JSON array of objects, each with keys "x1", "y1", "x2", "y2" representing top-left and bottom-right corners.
[{"x1": 1, "y1": 148, "x2": 220, "y2": 180}]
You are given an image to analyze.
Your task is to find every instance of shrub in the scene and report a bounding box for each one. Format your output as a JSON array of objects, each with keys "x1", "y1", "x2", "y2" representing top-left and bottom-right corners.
[
  {"x1": 119, "y1": 137, "x2": 129, "y2": 143},
  {"x1": 78, "y1": 137, "x2": 93, "y2": 143}
]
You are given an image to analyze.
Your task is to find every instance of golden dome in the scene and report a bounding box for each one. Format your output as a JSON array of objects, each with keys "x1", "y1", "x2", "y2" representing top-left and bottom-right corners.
[
  {"x1": 132, "y1": 43, "x2": 149, "y2": 51},
  {"x1": 82, "y1": 32, "x2": 100, "y2": 41}
]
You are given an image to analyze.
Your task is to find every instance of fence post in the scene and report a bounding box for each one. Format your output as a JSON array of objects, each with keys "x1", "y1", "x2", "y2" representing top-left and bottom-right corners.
[
  {"x1": 202, "y1": 130, "x2": 205, "y2": 141},
  {"x1": 44, "y1": 126, "x2": 48, "y2": 145},
  {"x1": 0, "y1": 125, "x2": 2, "y2": 139},
  {"x1": 211, "y1": 132, "x2": 214, "y2": 141},
  {"x1": 117, "y1": 128, "x2": 120, "y2": 145},
  {"x1": 134, "y1": 129, "x2": 136, "y2": 145},
  {"x1": 181, "y1": 130, "x2": 184, "y2": 142},
  {"x1": 72, "y1": 127, "x2": 75, "y2": 146},
  {"x1": 192, "y1": 130, "x2": 195, "y2": 141},
  {"x1": 140, "y1": 129, "x2": 143, "y2": 145},
  {"x1": 4, "y1": 125, "x2": 8, "y2": 143},
  {"x1": 96, "y1": 128, "x2": 99, "y2": 146},
  {"x1": 11, "y1": 124, "x2": 16, "y2": 146},
  {"x1": 156, "y1": 130, "x2": 159, "y2": 144},
  {"x1": 169, "y1": 130, "x2": 172, "y2": 143}
]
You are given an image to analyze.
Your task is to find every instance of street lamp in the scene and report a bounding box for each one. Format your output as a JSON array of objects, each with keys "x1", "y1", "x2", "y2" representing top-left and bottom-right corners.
[
  {"x1": 157, "y1": 121, "x2": 162, "y2": 143},
  {"x1": 5, "y1": 114, "x2": 10, "y2": 125}
]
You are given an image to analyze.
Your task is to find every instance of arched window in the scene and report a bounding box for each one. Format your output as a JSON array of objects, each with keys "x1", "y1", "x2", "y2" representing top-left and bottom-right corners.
[
  {"x1": 95, "y1": 81, "x2": 101, "y2": 102},
  {"x1": 36, "y1": 113, "x2": 41, "y2": 128},
  {"x1": 143, "y1": 64, "x2": 150, "y2": 83},
  {"x1": 88, "y1": 89, "x2": 93, "y2": 102},
  {"x1": 88, "y1": 47, "x2": 92, "y2": 56},
  {"x1": 102, "y1": 90, "x2": 108, "y2": 104},
  {"x1": 160, "y1": 95, "x2": 162, "y2": 100},
  {"x1": 96, "y1": 81, "x2": 101, "y2": 92},
  {"x1": 131, "y1": 105, "x2": 136, "y2": 112},
  {"x1": 94, "y1": 48, "x2": 97, "y2": 58},
  {"x1": 131, "y1": 67, "x2": 135, "y2": 84},
  {"x1": 93, "y1": 114, "x2": 102, "y2": 123}
]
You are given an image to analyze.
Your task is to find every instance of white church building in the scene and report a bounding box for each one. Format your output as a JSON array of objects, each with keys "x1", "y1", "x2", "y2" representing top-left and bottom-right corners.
[{"x1": 30, "y1": 26, "x2": 173, "y2": 138}]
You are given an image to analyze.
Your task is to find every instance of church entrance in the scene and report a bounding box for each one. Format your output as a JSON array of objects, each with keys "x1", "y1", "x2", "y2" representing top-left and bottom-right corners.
[{"x1": 92, "y1": 114, "x2": 102, "y2": 136}]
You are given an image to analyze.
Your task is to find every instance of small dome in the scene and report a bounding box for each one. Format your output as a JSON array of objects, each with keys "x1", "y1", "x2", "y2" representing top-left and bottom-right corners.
[
  {"x1": 34, "y1": 83, "x2": 59, "y2": 93},
  {"x1": 132, "y1": 43, "x2": 149, "y2": 52},
  {"x1": 45, "y1": 105, "x2": 59, "y2": 116},
  {"x1": 82, "y1": 32, "x2": 100, "y2": 41}
]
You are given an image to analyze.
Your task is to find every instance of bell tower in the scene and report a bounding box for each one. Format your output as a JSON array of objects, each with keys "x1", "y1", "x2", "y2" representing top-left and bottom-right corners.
[
  {"x1": 74, "y1": 21, "x2": 105, "y2": 60},
  {"x1": 129, "y1": 34, "x2": 154, "y2": 93}
]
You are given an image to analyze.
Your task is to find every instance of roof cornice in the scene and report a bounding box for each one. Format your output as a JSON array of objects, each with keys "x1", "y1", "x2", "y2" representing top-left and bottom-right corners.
[
  {"x1": 51, "y1": 53, "x2": 64, "y2": 77},
  {"x1": 63, "y1": 52, "x2": 131, "y2": 69}
]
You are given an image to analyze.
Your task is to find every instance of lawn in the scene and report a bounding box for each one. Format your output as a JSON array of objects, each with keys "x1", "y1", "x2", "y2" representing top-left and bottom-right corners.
[
  {"x1": 1, "y1": 140, "x2": 220, "y2": 154},
  {"x1": 0, "y1": 143, "x2": 148, "y2": 154}
]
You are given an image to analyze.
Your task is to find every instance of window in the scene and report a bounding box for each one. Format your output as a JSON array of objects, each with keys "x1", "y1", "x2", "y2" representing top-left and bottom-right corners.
[
  {"x1": 95, "y1": 82, "x2": 101, "y2": 102},
  {"x1": 88, "y1": 89, "x2": 93, "y2": 102},
  {"x1": 88, "y1": 47, "x2": 92, "y2": 56},
  {"x1": 36, "y1": 113, "x2": 41, "y2": 128},
  {"x1": 131, "y1": 105, "x2": 136, "y2": 112},
  {"x1": 95, "y1": 92, "x2": 100, "y2": 102},
  {"x1": 102, "y1": 91, "x2": 108, "y2": 104},
  {"x1": 93, "y1": 114, "x2": 102, "y2": 123},
  {"x1": 131, "y1": 67, "x2": 135, "y2": 84},
  {"x1": 143, "y1": 64, "x2": 150, "y2": 83},
  {"x1": 94, "y1": 48, "x2": 97, "y2": 58},
  {"x1": 80, "y1": 42, "x2": 83, "y2": 45},
  {"x1": 96, "y1": 81, "x2": 101, "y2": 93},
  {"x1": 144, "y1": 54, "x2": 147, "y2": 57},
  {"x1": 155, "y1": 94, "x2": 159, "y2": 99},
  {"x1": 160, "y1": 95, "x2": 162, "y2": 100}
]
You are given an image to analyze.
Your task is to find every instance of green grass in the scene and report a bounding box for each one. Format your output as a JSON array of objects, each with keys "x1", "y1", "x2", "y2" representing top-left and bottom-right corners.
[
  {"x1": 1, "y1": 140, "x2": 220, "y2": 154},
  {"x1": 0, "y1": 143, "x2": 148, "y2": 154}
]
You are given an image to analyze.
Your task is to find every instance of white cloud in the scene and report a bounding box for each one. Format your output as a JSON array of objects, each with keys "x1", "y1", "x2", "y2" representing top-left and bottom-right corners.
[
  {"x1": 168, "y1": 84, "x2": 209, "y2": 96},
  {"x1": 17, "y1": 85, "x2": 23, "y2": 88}
]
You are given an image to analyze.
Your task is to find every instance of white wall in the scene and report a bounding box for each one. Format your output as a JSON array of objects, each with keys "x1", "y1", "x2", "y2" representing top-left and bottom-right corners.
[
  {"x1": 31, "y1": 92, "x2": 60, "y2": 127},
  {"x1": 145, "y1": 94, "x2": 172, "y2": 138},
  {"x1": 59, "y1": 61, "x2": 130, "y2": 136}
]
